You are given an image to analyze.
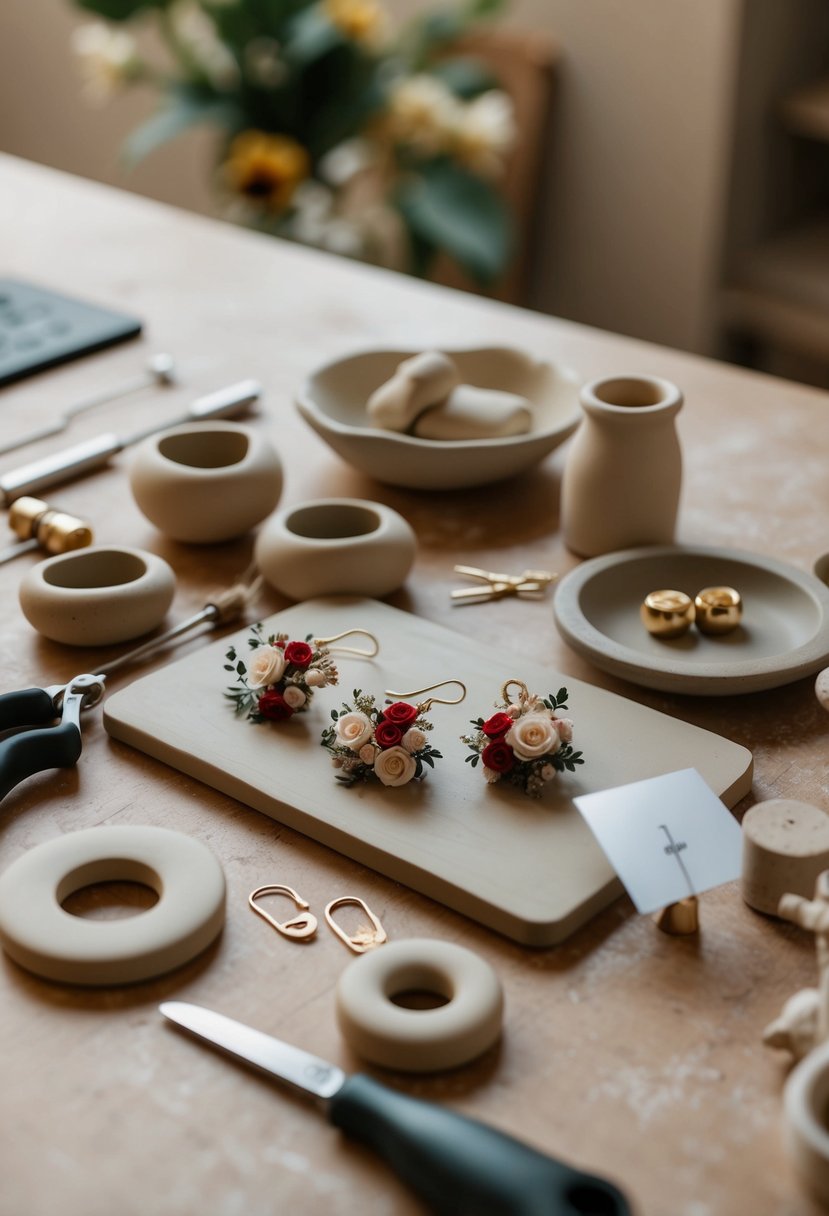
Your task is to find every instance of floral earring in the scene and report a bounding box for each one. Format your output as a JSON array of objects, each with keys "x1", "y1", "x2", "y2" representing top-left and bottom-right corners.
[
  {"x1": 224, "y1": 625, "x2": 378, "y2": 723},
  {"x1": 321, "y1": 680, "x2": 466, "y2": 788},
  {"x1": 462, "y1": 679, "x2": 585, "y2": 797}
]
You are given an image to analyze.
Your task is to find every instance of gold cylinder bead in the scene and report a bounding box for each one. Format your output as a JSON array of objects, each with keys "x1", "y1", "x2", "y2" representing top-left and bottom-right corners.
[
  {"x1": 35, "y1": 510, "x2": 93, "y2": 555},
  {"x1": 694, "y1": 586, "x2": 742, "y2": 636},
  {"x1": 640, "y1": 589, "x2": 695, "y2": 638},
  {"x1": 8, "y1": 496, "x2": 49, "y2": 541}
]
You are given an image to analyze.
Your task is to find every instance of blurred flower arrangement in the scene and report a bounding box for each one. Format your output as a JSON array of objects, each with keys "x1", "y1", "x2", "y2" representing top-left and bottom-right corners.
[{"x1": 70, "y1": 0, "x2": 515, "y2": 284}]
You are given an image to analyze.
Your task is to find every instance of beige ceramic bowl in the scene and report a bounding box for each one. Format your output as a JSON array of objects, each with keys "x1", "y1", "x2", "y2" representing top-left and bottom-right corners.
[
  {"x1": 129, "y1": 421, "x2": 282, "y2": 543},
  {"x1": 296, "y1": 347, "x2": 581, "y2": 490},
  {"x1": 19, "y1": 545, "x2": 175, "y2": 646}
]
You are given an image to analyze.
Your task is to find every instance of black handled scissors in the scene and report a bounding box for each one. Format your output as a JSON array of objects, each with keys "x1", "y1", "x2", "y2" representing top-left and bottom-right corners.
[{"x1": 0, "y1": 674, "x2": 105, "y2": 804}]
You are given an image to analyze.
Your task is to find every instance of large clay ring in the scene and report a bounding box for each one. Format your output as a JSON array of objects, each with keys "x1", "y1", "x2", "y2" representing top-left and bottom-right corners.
[
  {"x1": 335, "y1": 938, "x2": 503, "y2": 1072},
  {"x1": 784, "y1": 1039, "x2": 829, "y2": 1204},
  {"x1": 0, "y1": 826, "x2": 226, "y2": 986}
]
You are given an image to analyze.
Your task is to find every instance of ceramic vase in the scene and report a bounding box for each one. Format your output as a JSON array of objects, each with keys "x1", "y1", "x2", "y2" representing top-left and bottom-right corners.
[{"x1": 560, "y1": 375, "x2": 683, "y2": 557}]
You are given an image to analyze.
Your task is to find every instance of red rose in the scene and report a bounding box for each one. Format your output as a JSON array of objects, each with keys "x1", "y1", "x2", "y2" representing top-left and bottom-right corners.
[
  {"x1": 258, "y1": 690, "x2": 295, "y2": 721},
  {"x1": 481, "y1": 739, "x2": 515, "y2": 773},
  {"x1": 382, "y1": 701, "x2": 418, "y2": 728},
  {"x1": 374, "y1": 720, "x2": 403, "y2": 749},
  {"x1": 482, "y1": 712, "x2": 513, "y2": 738},
  {"x1": 284, "y1": 641, "x2": 314, "y2": 670}
]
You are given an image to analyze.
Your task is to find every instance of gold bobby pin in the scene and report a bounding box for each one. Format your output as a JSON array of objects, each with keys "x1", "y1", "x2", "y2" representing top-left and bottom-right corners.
[
  {"x1": 325, "y1": 896, "x2": 388, "y2": 953},
  {"x1": 451, "y1": 564, "x2": 557, "y2": 605}
]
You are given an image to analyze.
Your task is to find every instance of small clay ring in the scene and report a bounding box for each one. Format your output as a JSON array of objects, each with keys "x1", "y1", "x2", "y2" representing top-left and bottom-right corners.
[
  {"x1": 0, "y1": 826, "x2": 226, "y2": 986},
  {"x1": 784, "y1": 1039, "x2": 829, "y2": 1204},
  {"x1": 640, "y1": 589, "x2": 695, "y2": 638},
  {"x1": 335, "y1": 938, "x2": 503, "y2": 1072},
  {"x1": 694, "y1": 585, "x2": 742, "y2": 635}
]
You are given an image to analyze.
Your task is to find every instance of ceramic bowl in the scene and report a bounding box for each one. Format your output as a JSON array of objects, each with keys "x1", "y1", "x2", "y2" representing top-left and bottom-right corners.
[
  {"x1": 296, "y1": 347, "x2": 581, "y2": 490},
  {"x1": 785, "y1": 1040, "x2": 829, "y2": 1205},
  {"x1": 129, "y1": 421, "x2": 282, "y2": 543},
  {"x1": 19, "y1": 545, "x2": 176, "y2": 646},
  {"x1": 255, "y1": 498, "x2": 416, "y2": 599}
]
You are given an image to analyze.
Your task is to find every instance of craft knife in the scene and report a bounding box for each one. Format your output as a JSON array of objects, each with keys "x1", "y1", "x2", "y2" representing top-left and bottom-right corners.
[{"x1": 159, "y1": 1001, "x2": 630, "y2": 1216}]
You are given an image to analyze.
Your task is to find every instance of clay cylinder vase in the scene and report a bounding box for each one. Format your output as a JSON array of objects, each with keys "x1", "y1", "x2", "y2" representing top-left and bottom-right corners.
[{"x1": 560, "y1": 375, "x2": 683, "y2": 557}]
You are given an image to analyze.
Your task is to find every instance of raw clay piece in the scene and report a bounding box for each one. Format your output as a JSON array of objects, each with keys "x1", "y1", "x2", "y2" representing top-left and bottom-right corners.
[
  {"x1": 763, "y1": 870, "x2": 829, "y2": 1060},
  {"x1": 413, "y1": 384, "x2": 533, "y2": 440},
  {"x1": 742, "y1": 800, "x2": 829, "y2": 916},
  {"x1": 817, "y1": 668, "x2": 829, "y2": 712},
  {"x1": 367, "y1": 351, "x2": 460, "y2": 431}
]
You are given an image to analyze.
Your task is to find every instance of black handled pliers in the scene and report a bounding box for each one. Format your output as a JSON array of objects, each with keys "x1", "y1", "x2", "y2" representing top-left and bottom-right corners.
[{"x1": 0, "y1": 673, "x2": 105, "y2": 803}]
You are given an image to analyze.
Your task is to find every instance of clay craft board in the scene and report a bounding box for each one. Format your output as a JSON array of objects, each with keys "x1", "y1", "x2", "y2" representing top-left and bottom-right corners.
[{"x1": 103, "y1": 598, "x2": 753, "y2": 946}]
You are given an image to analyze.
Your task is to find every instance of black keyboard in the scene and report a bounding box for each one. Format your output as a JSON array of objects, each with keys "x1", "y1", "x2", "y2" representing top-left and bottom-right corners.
[{"x1": 0, "y1": 278, "x2": 142, "y2": 388}]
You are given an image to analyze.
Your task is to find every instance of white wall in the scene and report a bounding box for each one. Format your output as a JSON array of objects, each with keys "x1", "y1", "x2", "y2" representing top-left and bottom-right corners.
[{"x1": 0, "y1": 0, "x2": 743, "y2": 355}]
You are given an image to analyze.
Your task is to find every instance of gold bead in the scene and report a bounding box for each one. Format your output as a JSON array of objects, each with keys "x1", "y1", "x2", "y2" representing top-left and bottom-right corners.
[
  {"x1": 640, "y1": 589, "x2": 695, "y2": 638},
  {"x1": 694, "y1": 586, "x2": 742, "y2": 635}
]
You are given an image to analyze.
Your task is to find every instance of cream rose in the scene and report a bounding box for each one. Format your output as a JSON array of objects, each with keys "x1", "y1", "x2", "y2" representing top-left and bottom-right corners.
[
  {"x1": 359, "y1": 743, "x2": 377, "y2": 766},
  {"x1": 248, "y1": 646, "x2": 286, "y2": 688},
  {"x1": 305, "y1": 668, "x2": 325, "y2": 688},
  {"x1": 374, "y1": 745, "x2": 417, "y2": 787},
  {"x1": 401, "y1": 726, "x2": 426, "y2": 753},
  {"x1": 335, "y1": 710, "x2": 373, "y2": 751},
  {"x1": 505, "y1": 712, "x2": 560, "y2": 761},
  {"x1": 283, "y1": 686, "x2": 307, "y2": 710}
]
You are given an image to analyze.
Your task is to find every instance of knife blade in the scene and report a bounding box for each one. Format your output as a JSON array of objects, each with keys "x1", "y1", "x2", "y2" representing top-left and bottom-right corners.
[{"x1": 159, "y1": 1001, "x2": 630, "y2": 1216}]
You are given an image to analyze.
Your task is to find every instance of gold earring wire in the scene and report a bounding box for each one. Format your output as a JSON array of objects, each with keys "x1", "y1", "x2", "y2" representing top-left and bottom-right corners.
[
  {"x1": 314, "y1": 629, "x2": 379, "y2": 658},
  {"x1": 324, "y1": 896, "x2": 388, "y2": 954},
  {"x1": 500, "y1": 679, "x2": 530, "y2": 706},
  {"x1": 383, "y1": 678, "x2": 467, "y2": 713},
  {"x1": 249, "y1": 884, "x2": 318, "y2": 941}
]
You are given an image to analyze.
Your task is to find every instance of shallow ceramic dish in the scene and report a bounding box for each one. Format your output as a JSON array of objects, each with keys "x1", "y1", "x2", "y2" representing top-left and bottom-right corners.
[
  {"x1": 296, "y1": 347, "x2": 581, "y2": 490},
  {"x1": 553, "y1": 544, "x2": 829, "y2": 695}
]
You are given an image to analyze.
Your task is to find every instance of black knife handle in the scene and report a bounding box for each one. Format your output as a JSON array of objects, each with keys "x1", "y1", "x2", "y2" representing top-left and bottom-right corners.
[
  {"x1": 0, "y1": 722, "x2": 83, "y2": 803},
  {"x1": 329, "y1": 1074, "x2": 631, "y2": 1216},
  {"x1": 0, "y1": 687, "x2": 57, "y2": 731}
]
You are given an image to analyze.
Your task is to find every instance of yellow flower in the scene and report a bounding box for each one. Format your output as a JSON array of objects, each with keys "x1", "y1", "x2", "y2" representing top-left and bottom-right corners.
[
  {"x1": 223, "y1": 131, "x2": 310, "y2": 212},
  {"x1": 324, "y1": 0, "x2": 388, "y2": 49}
]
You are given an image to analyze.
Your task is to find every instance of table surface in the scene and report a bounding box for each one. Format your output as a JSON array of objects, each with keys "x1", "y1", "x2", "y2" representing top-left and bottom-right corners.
[{"x1": 0, "y1": 153, "x2": 827, "y2": 1216}]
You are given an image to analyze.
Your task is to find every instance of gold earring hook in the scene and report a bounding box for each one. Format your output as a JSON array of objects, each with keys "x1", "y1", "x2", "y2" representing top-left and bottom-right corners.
[
  {"x1": 383, "y1": 678, "x2": 467, "y2": 713},
  {"x1": 249, "y1": 884, "x2": 318, "y2": 941},
  {"x1": 324, "y1": 896, "x2": 388, "y2": 954},
  {"x1": 500, "y1": 679, "x2": 530, "y2": 706},
  {"x1": 315, "y1": 629, "x2": 379, "y2": 658}
]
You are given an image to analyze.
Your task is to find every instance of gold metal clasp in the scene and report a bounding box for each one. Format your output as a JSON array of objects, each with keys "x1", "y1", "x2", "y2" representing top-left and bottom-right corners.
[
  {"x1": 324, "y1": 896, "x2": 387, "y2": 953},
  {"x1": 249, "y1": 884, "x2": 318, "y2": 941}
]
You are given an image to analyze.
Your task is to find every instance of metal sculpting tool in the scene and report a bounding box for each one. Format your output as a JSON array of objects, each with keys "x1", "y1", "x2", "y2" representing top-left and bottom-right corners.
[
  {"x1": 159, "y1": 1001, "x2": 630, "y2": 1216},
  {"x1": 0, "y1": 378, "x2": 261, "y2": 505},
  {"x1": 0, "y1": 352, "x2": 177, "y2": 457}
]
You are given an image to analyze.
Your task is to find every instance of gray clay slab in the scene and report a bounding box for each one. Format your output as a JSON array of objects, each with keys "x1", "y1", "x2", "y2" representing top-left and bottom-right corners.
[
  {"x1": 103, "y1": 597, "x2": 753, "y2": 945},
  {"x1": 554, "y1": 545, "x2": 829, "y2": 695}
]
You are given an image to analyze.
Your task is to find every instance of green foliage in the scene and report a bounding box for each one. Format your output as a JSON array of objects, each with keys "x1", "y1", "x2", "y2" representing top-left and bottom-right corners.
[
  {"x1": 123, "y1": 89, "x2": 241, "y2": 166},
  {"x1": 430, "y1": 56, "x2": 497, "y2": 99},
  {"x1": 77, "y1": 0, "x2": 168, "y2": 20}
]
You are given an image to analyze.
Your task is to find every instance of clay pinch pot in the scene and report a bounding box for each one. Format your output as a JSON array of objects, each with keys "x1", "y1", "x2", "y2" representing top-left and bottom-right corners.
[
  {"x1": 254, "y1": 498, "x2": 416, "y2": 600},
  {"x1": 785, "y1": 1040, "x2": 829, "y2": 1205},
  {"x1": 296, "y1": 346, "x2": 581, "y2": 490},
  {"x1": 19, "y1": 545, "x2": 175, "y2": 646},
  {"x1": 128, "y1": 420, "x2": 282, "y2": 543}
]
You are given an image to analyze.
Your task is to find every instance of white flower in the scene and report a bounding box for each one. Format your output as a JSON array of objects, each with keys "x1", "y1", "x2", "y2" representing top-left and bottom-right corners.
[
  {"x1": 305, "y1": 668, "x2": 326, "y2": 688},
  {"x1": 554, "y1": 717, "x2": 574, "y2": 743},
  {"x1": 401, "y1": 726, "x2": 426, "y2": 753},
  {"x1": 71, "y1": 22, "x2": 137, "y2": 103},
  {"x1": 483, "y1": 766, "x2": 501, "y2": 784},
  {"x1": 169, "y1": 0, "x2": 239, "y2": 89},
  {"x1": 319, "y1": 138, "x2": 373, "y2": 187},
  {"x1": 283, "y1": 686, "x2": 307, "y2": 710},
  {"x1": 541, "y1": 764, "x2": 556, "y2": 782},
  {"x1": 506, "y1": 712, "x2": 560, "y2": 761},
  {"x1": 359, "y1": 744, "x2": 377, "y2": 766},
  {"x1": 386, "y1": 74, "x2": 460, "y2": 156},
  {"x1": 451, "y1": 90, "x2": 515, "y2": 178},
  {"x1": 374, "y1": 745, "x2": 417, "y2": 787},
  {"x1": 336, "y1": 711, "x2": 373, "y2": 751},
  {"x1": 506, "y1": 704, "x2": 522, "y2": 719},
  {"x1": 243, "y1": 37, "x2": 287, "y2": 88},
  {"x1": 248, "y1": 646, "x2": 286, "y2": 688}
]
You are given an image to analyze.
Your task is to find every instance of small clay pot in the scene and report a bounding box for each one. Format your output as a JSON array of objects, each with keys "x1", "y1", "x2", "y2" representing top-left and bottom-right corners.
[
  {"x1": 129, "y1": 421, "x2": 282, "y2": 543},
  {"x1": 255, "y1": 498, "x2": 416, "y2": 600},
  {"x1": 19, "y1": 545, "x2": 176, "y2": 646},
  {"x1": 785, "y1": 1040, "x2": 829, "y2": 1205}
]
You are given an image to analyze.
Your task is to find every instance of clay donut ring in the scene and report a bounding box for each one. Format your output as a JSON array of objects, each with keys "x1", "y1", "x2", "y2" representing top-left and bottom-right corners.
[
  {"x1": 335, "y1": 938, "x2": 503, "y2": 1072},
  {"x1": 0, "y1": 826, "x2": 226, "y2": 986}
]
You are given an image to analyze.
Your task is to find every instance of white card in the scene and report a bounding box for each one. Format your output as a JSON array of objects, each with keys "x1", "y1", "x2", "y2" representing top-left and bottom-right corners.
[{"x1": 574, "y1": 768, "x2": 743, "y2": 914}]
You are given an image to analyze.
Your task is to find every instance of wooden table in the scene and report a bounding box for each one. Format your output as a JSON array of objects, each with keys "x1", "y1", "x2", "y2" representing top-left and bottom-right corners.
[{"x1": 1, "y1": 153, "x2": 828, "y2": 1216}]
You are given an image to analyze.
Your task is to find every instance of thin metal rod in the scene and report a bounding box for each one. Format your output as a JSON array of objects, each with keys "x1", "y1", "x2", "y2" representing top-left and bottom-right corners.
[
  {"x1": 0, "y1": 536, "x2": 38, "y2": 565},
  {"x1": 95, "y1": 606, "x2": 219, "y2": 678}
]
